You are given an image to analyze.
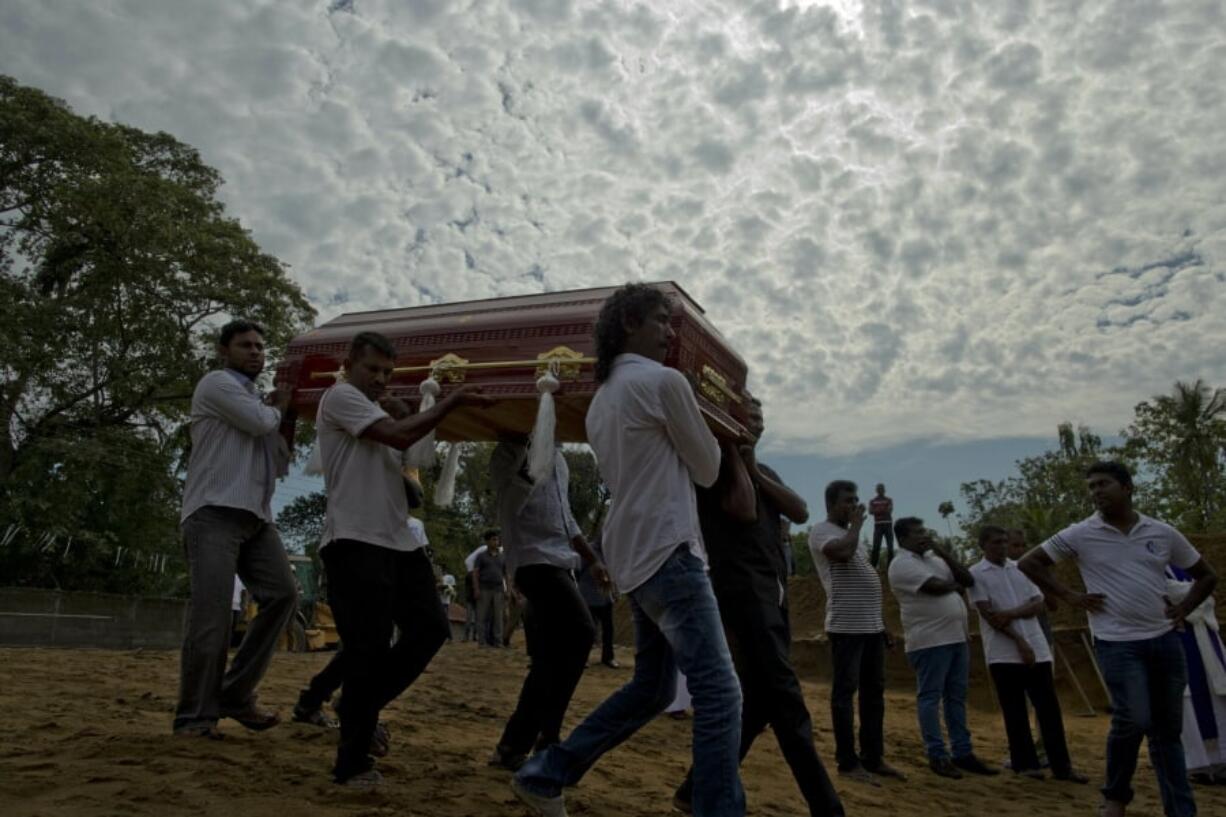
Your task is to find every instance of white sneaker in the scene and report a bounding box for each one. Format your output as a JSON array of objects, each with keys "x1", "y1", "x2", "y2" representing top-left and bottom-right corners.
[
  {"x1": 511, "y1": 777, "x2": 568, "y2": 817},
  {"x1": 342, "y1": 769, "x2": 383, "y2": 789}
]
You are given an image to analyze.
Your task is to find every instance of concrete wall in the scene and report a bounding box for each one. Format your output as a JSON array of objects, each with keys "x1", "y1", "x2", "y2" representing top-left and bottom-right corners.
[{"x1": 0, "y1": 587, "x2": 186, "y2": 649}]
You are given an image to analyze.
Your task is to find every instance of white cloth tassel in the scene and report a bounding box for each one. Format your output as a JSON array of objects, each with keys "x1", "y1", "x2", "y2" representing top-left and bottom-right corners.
[
  {"x1": 304, "y1": 441, "x2": 323, "y2": 476},
  {"x1": 529, "y1": 372, "x2": 560, "y2": 483},
  {"x1": 434, "y1": 443, "x2": 462, "y2": 507},
  {"x1": 407, "y1": 377, "x2": 441, "y2": 468}
]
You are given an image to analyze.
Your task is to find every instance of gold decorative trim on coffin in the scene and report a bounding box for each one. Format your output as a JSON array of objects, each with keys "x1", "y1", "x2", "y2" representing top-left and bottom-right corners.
[
  {"x1": 309, "y1": 345, "x2": 596, "y2": 383},
  {"x1": 699, "y1": 364, "x2": 743, "y2": 407}
]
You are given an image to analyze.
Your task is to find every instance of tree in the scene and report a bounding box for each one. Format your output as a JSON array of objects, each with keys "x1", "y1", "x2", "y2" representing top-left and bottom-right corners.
[
  {"x1": 1123, "y1": 379, "x2": 1226, "y2": 532},
  {"x1": 957, "y1": 423, "x2": 1132, "y2": 545},
  {"x1": 276, "y1": 491, "x2": 327, "y2": 555},
  {"x1": 0, "y1": 76, "x2": 315, "y2": 592}
]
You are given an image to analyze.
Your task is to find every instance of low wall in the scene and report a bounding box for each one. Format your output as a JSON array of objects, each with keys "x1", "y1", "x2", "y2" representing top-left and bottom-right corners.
[{"x1": 0, "y1": 587, "x2": 186, "y2": 649}]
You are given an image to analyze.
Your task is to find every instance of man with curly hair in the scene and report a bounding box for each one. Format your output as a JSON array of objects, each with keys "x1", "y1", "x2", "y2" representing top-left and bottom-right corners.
[{"x1": 512, "y1": 284, "x2": 743, "y2": 817}]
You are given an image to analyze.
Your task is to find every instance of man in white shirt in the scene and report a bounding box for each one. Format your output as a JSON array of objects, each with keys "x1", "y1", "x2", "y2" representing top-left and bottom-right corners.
[
  {"x1": 317, "y1": 330, "x2": 491, "y2": 787},
  {"x1": 968, "y1": 526, "x2": 1087, "y2": 783},
  {"x1": 888, "y1": 517, "x2": 997, "y2": 779},
  {"x1": 513, "y1": 284, "x2": 741, "y2": 817},
  {"x1": 1020, "y1": 461, "x2": 1217, "y2": 817},
  {"x1": 174, "y1": 320, "x2": 297, "y2": 739},
  {"x1": 809, "y1": 480, "x2": 903, "y2": 784},
  {"x1": 487, "y1": 438, "x2": 610, "y2": 770}
]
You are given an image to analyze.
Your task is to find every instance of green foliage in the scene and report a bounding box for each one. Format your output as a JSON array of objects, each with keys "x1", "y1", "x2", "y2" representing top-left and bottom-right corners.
[
  {"x1": 1122, "y1": 379, "x2": 1226, "y2": 533},
  {"x1": 276, "y1": 491, "x2": 326, "y2": 555},
  {"x1": 789, "y1": 529, "x2": 814, "y2": 576},
  {"x1": 957, "y1": 423, "x2": 1132, "y2": 545},
  {"x1": 0, "y1": 75, "x2": 315, "y2": 593}
]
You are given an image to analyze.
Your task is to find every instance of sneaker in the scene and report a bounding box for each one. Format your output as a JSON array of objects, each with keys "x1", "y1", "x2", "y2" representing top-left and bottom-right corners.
[
  {"x1": 219, "y1": 699, "x2": 280, "y2": 731},
  {"x1": 601, "y1": 659, "x2": 621, "y2": 669},
  {"x1": 511, "y1": 777, "x2": 568, "y2": 817},
  {"x1": 292, "y1": 702, "x2": 338, "y2": 728},
  {"x1": 929, "y1": 757, "x2": 963, "y2": 779},
  {"x1": 1015, "y1": 768, "x2": 1045, "y2": 780},
  {"x1": 838, "y1": 765, "x2": 883, "y2": 787},
  {"x1": 1052, "y1": 769, "x2": 1090, "y2": 784},
  {"x1": 488, "y1": 746, "x2": 527, "y2": 771},
  {"x1": 864, "y1": 761, "x2": 908, "y2": 781},
  {"x1": 341, "y1": 769, "x2": 383, "y2": 789},
  {"x1": 370, "y1": 723, "x2": 390, "y2": 758},
  {"x1": 952, "y1": 753, "x2": 1000, "y2": 776}
]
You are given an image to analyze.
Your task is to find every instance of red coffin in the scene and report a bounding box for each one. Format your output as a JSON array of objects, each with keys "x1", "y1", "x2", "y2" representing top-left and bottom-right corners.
[{"x1": 276, "y1": 282, "x2": 750, "y2": 442}]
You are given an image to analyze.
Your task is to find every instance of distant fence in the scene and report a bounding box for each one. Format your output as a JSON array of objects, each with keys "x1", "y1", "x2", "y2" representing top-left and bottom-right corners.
[{"x1": 0, "y1": 587, "x2": 186, "y2": 649}]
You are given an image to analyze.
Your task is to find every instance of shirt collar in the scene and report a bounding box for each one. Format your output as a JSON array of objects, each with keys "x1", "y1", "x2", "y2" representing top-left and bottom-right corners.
[
  {"x1": 225, "y1": 367, "x2": 256, "y2": 389},
  {"x1": 1088, "y1": 511, "x2": 1152, "y2": 532},
  {"x1": 613, "y1": 353, "x2": 662, "y2": 369}
]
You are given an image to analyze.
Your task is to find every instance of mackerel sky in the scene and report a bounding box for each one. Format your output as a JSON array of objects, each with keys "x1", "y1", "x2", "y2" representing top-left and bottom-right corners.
[{"x1": 4, "y1": 0, "x2": 1225, "y2": 520}]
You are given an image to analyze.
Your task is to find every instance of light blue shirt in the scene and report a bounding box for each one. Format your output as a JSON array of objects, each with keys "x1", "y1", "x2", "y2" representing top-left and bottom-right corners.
[{"x1": 491, "y1": 441, "x2": 582, "y2": 576}]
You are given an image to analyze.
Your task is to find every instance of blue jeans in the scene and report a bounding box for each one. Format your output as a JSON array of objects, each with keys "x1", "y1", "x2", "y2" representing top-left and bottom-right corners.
[
  {"x1": 1095, "y1": 632, "x2": 1195, "y2": 817},
  {"x1": 905, "y1": 642, "x2": 972, "y2": 760},
  {"x1": 515, "y1": 546, "x2": 745, "y2": 817}
]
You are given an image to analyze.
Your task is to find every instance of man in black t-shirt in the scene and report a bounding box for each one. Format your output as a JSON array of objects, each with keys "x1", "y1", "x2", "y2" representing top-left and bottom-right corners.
[{"x1": 673, "y1": 397, "x2": 844, "y2": 817}]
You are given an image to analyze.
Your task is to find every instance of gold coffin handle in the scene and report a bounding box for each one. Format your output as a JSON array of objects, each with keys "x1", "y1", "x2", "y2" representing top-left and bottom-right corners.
[{"x1": 699, "y1": 364, "x2": 743, "y2": 407}]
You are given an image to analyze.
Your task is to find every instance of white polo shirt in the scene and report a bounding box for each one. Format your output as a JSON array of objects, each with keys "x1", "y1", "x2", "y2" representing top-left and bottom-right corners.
[
  {"x1": 888, "y1": 549, "x2": 969, "y2": 653},
  {"x1": 318, "y1": 383, "x2": 419, "y2": 553},
  {"x1": 968, "y1": 558, "x2": 1052, "y2": 665},
  {"x1": 1041, "y1": 512, "x2": 1201, "y2": 642}
]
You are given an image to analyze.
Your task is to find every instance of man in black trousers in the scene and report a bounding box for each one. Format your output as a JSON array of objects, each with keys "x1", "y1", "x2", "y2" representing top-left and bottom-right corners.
[{"x1": 673, "y1": 397, "x2": 844, "y2": 816}]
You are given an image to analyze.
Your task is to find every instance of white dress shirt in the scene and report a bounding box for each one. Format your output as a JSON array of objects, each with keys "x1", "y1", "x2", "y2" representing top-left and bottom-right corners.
[
  {"x1": 491, "y1": 441, "x2": 583, "y2": 575},
  {"x1": 181, "y1": 369, "x2": 285, "y2": 523},
  {"x1": 1041, "y1": 512, "x2": 1201, "y2": 641},
  {"x1": 968, "y1": 558, "x2": 1052, "y2": 665},
  {"x1": 585, "y1": 353, "x2": 720, "y2": 594}
]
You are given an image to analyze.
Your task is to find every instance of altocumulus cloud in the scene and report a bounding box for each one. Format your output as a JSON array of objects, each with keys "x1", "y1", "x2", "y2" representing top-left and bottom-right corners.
[{"x1": 2, "y1": 0, "x2": 1224, "y2": 454}]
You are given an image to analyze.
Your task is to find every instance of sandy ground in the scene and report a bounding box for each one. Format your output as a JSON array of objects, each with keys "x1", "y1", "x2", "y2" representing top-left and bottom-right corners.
[{"x1": 2, "y1": 643, "x2": 1224, "y2": 817}]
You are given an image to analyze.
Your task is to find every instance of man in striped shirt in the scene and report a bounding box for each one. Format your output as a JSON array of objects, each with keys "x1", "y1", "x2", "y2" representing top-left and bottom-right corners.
[
  {"x1": 809, "y1": 481, "x2": 904, "y2": 784},
  {"x1": 175, "y1": 319, "x2": 297, "y2": 739}
]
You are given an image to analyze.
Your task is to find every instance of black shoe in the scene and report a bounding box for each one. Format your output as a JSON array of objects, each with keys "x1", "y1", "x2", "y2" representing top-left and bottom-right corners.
[
  {"x1": 953, "y1": 753, "x2": 1000, "y2": 776},
  {"x1": 488, "y1": 746, "x2": 527, "y2": 771},
  {"x1": 929, "y1": 757, "x2": 963, "y2": 779},
  {"x1": 1052, "y1": 769, "x2": 1090, "y2": 784},
  {"x1": 292, "y1": 701, "x2": 338, "y2": 728},
  {"x1": 671, "y1": 791, "x2": 692, "y2": 814},
  {"x1": 864, "y1": 760, "x2": 908, "y2": 781}
]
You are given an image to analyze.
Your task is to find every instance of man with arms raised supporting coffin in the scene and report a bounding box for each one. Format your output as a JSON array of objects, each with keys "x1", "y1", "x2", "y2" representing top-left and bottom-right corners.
[
  {"x1": 513, "y1": 284, "x2": 743, "y2": 817},
  {"x1": 316, "y1": 330, "x2": 491, "y2": 787}
]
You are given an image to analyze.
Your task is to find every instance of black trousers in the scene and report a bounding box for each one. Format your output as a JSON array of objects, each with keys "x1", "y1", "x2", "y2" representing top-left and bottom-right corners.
[
  {"x1": 498, "y1": 564, "x2": 596, "y2": 755},
  {"x1": 299, "y1": 646, "x2": 346, "y2": 711},
  {"x1": 828, "y1": 632, "x2": 886, "y2": 771},
  {"x1": 678, "y1": 593, "x2": 845, "y2": 817},
  {"x1": 989, "y1": 661, "x2": 1073, "y2": 775},
  {"x1": 322, "y1": 541, "x2": 449, "y2": 781},
  {"x1": 589, "y1": 603, "x2": 615, "y2": 663},
  {"x1": 869, "y1": 523, "x2": 894, "y2": 567}
]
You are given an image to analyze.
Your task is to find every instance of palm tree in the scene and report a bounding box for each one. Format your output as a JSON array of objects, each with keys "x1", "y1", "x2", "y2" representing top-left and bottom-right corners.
[{"x1": 1157, "y1": 377, "x2": 1226, "y2": 525}]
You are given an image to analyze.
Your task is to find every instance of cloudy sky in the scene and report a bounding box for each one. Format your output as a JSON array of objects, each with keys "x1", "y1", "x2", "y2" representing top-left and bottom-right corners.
[{"x1": 4, "y1": 0, "x2": 1225, "y2": 523}]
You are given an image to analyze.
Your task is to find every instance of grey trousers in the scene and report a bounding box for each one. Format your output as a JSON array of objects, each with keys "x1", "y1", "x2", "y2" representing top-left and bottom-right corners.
[
  {"x1": 174, "y1": 506, "x2": 297, "y2": 730},
  {"x1": 476, "y1": 587, "x2": 505, "y2": 646}
]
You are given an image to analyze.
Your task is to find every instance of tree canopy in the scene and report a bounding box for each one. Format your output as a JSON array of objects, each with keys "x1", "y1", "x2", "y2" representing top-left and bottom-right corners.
[{"x1": 0, "y1": 75, "x2": 315, "y2": 593}]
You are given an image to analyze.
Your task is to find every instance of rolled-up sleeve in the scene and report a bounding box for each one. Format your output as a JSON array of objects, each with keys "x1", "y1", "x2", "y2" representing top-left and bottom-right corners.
[{"x1": 658, "y1": 369, "x2": 720, "y2": 487}]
